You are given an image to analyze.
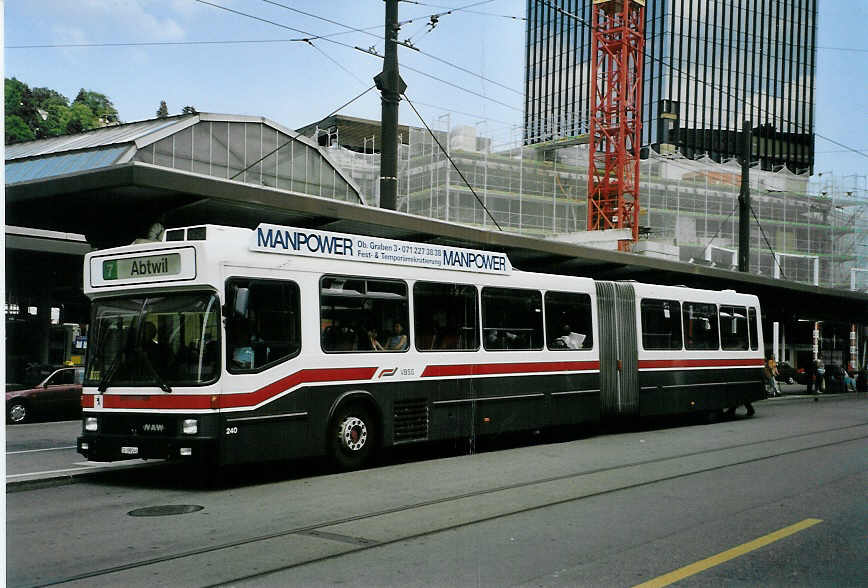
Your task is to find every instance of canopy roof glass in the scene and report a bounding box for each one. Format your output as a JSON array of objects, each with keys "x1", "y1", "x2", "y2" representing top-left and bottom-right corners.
[{"x1": 5, "y1": 113, "x2": 363, "y2": 204}]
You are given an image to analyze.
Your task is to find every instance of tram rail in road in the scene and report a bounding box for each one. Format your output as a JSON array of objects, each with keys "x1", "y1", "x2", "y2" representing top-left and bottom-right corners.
[
  {"x1": 2, "y1": 386, "x2": 835, "y2": 487},
  {"x1": 5, "y1": 397, "x2": 867, "y2": 587},
  {"x1": 1, "y1": 389, "x2": 853, "y2": 490}
]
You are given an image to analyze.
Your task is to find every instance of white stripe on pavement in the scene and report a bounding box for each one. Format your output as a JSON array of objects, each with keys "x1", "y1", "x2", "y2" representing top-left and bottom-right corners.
[
  {"x1": 7, "y1": 465, "x2": 104, "y2": 478},
  {"x1": 7, "y1": 446, "x2": 77, "y2": 455},
  {"x1": 7, "y1": 461, "x2": 149, "y2": 479}
]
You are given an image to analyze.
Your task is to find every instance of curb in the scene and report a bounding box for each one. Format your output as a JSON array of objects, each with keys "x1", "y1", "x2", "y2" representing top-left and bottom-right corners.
[
  {"x1": 761, "y1": 391, "x2": 858, "y2": 404},
  {"x1": 6, "y1": 461, "x2": 160, "y2": 493}
]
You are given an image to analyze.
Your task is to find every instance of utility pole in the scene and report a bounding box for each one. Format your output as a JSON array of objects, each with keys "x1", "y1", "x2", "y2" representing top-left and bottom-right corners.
[
  {"x1": 374, "y1": 0, "x2": 406, "y2": 210},
  {"x1": 738, "y1": 120, "x2": 752, "y2": 272}
]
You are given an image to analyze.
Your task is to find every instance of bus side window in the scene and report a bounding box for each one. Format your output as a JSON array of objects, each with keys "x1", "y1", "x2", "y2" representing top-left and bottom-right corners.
[
  {"x1": 683, "y1": 302, "x2": 719, "y2": 350},
  {"x1": 720, "y1": 305, "x2": 749, "y2": 350},
  {"x1": 545, "y1": 291, "x2": 594, "y2": 351},
  {"x1": 413, "y1": 282, "x2": 479, "y2": 352},
  {"x1": 482, "y1": 287, "x2": 543, "y2": 351},
  {"x1": 321, "y1": 276, "x2": 409, "y2": 353},
  {"x1": 640, "y1": 298, "x2": 682, "y2": 350},
  {"x1": 225, "y1": 278, "x2": 301, "y2": 372}
]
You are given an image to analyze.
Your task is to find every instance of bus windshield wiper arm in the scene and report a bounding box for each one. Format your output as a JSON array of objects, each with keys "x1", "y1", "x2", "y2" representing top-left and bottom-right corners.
[
  {"x1": 141, "y1": 351, "x2": 172, "y2": 393},
  {"x1": 97, "y1": 350, "x2": 124, "y2": 393}
]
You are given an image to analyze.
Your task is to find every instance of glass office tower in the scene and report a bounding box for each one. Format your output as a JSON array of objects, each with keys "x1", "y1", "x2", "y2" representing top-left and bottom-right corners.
[{"x1": 525, "y1": 0, "x2": 817, "y2": 172}]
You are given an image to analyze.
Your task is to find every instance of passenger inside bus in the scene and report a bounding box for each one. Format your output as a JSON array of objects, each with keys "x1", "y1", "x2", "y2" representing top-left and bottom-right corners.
[
  {"x1": 552, "y1": 324, "x2": 585, "y2": 349},
  {"x1": 141, "y1": 322, "x2": 161, "y2": 367},
  {"x1": 369, "y1": 321, "x2": 408, "y2": 351},
  {"x1": 322, "y1": 319, "x2": 359, "y2": 351}
]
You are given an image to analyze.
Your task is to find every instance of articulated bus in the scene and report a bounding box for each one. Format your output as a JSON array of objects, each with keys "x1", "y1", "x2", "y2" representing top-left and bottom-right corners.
[{"x1": 77, "y1": 223, "x2": 766, "y2": 469}]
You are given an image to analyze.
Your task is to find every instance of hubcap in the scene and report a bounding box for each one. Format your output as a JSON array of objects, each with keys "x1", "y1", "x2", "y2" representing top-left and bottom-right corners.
[
  {"x1": 9, "y1": 404, "x2": 26, "y2": 423},
  {"x1": 338, "y1": 416, "x2": 368, "y2": 452}
]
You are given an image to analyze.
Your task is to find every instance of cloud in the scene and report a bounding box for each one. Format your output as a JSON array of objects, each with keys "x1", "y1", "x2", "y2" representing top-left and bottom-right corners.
[{"x1": 44, "y1": 0, "x2": 187, "y2": 42}]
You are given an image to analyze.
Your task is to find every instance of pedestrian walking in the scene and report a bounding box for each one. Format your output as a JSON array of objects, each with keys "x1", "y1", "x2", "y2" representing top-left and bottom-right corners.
[{"x1": 767, "y1": 354, "x2": 781, "y2": 397}]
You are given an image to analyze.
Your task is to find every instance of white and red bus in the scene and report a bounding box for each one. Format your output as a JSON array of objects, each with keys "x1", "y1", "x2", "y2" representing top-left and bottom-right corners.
[{"x1": 77, "y1": 223, "x2": 765, "y2": 469}]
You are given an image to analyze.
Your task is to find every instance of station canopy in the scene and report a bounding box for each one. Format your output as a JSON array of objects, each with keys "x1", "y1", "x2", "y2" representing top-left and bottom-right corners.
[
  {"x1": 6, "y1": 113, "x2": 364, "y2": 242},
  {"x1": 5, "y1": 114, "x2": 866, "y2": 323}
]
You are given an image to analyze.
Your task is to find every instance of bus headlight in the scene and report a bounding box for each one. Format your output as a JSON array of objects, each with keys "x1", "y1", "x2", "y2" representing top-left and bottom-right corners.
[
  {"x1": 182, "y1": 419, "x2": 199, "y2": 435},
  {"x1": 85, "y1": 417, "x2": 98, "y2": 432}
]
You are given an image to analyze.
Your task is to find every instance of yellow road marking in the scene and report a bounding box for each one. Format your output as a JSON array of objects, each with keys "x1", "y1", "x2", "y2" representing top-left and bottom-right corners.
[{"x1": 633, "y1": 518, "x2": 823, "y2": 588}]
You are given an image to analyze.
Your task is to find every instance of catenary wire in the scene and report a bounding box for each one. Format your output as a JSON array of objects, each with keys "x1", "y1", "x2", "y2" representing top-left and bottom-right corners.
[
  {"x1": 306, "y1": 40, "x2": 369, "y2": 87},
  {"x1": 262, "y1": 0, "x2": 523, "y2": 96},
  {"x1": 535, "y1": 0, "x2": 868, "y2": 163},
  {"x1": 750, "y1": 204, "x2": 790, "y2": 280},
  {"x1": 195, "y1": 0, "x2": 522, "y2": 111},
  {"x1": 404, "y1": 92, "x2": 504, "y2": 230},
  {"x1": 401, "y1": 1, "x2": 525, "y2": 21},
  {"x1": 228, "y1": 85, "x2": 377, "y2": 192}
]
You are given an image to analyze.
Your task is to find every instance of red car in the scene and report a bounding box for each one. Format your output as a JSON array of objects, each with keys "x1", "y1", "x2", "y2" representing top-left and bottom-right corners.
[{"x1": 6, "y1": 366, "x2": 84, "y2": 424}]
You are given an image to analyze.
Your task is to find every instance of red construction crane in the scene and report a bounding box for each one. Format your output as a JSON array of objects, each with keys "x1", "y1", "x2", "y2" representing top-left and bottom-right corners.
[{"x1": 587, "y1": 0, "x2": 646, "y2": 252}]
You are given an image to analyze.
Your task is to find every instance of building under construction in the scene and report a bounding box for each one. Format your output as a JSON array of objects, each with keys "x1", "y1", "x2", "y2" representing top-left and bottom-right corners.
[{"x1": 303, "y1": 115, "x2": 865, "y2": 292}]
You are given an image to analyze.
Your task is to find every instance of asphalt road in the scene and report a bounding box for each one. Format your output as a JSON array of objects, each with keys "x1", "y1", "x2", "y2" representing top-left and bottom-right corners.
[
  {"x1": 5, "y1": 420, "x2": 156, "y2": 485},
  {"x1": 5, "y1": 394, "x2": 867, "y2": 587}
]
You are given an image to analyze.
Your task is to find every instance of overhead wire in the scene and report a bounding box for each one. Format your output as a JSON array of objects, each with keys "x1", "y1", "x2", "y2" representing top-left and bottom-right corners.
[
  {"x1": 305, "y1": 39, "x2": 370, "y2": 87},
  {"x1": 228, "y1": 85, "x2": 377, "y2": 198},
  {"x1": 535, "y1": 0, "x2": 862, "y2": 271},
  {"x1": 260, "y1": 0, "x2": 523, "y2": 96},
  {"x1": 750, "y1": 204, "x2": 789, "y2": 280},
  {"x1": 535, "y1": 0, "x2": 868, "y2": 163},
  {"x1": 400, "y1": 1, "x2": 525, "y2": 21},
  {"x1": 403, "y1": 91, "x2": 503, "y2": 231},
  {"x1": 192, "y1": 0, "x2": 522, "y2": 112}
]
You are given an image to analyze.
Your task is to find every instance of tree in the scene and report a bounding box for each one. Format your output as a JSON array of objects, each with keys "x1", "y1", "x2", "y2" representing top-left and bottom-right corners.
[
  {"x1": 64, "y1": 102, "x2": 99, "y2": 134},
  {"x1": 5, "y1": 114, "x2": 35, "y2": 144},
  {"x1": 156, "y1": 100, "x2": 169, "y2": 118},
  {"x1": 5, "y1": 78, "x2": 38, "y2": 138},
  {"x1": 4, "y1": 78, "x2": 119, "y2": 144},
  {"x1": 74, "y1": 89, "x2": 119, "y2": 124},
  {"x1": 181, "y1": 105, "x2": 198, "y2": 115},
  {"x1": 31, "y1": 87, "x2": 71, "y2": 136}
]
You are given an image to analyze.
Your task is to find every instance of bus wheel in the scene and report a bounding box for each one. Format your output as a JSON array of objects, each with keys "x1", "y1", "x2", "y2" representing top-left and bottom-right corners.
[{"x1": 330, "y1": 403, "x2": 375, "y2": 470}]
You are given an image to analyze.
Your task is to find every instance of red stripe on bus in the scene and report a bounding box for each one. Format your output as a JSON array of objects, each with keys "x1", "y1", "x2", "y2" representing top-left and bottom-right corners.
[
  {"x1": 638, "y1": 358, "x2": 764, "y2": 369},
  {"x1": 82, "y1": 366, "x2": 377, "y2": 411},
  {"x1": 421, "y1": 361, "x2": 600, "y2": 378},
  {"x1": 216, "y1": 366, "x2": 377, "y2": 409}
]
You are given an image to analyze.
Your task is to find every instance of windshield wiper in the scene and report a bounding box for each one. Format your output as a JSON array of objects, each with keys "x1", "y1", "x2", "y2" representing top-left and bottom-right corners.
[
  {"x1": 140, "y1": 350, "x2": 172, "y2": 393},
  {"x1": 97, "y1": 348, "x2": 125, "y2": 393}
]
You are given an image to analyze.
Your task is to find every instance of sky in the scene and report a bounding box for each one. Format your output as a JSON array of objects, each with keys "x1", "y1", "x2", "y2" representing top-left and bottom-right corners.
[{"x1": 3, "y1": 0, "x2": 867, "y2": 188}]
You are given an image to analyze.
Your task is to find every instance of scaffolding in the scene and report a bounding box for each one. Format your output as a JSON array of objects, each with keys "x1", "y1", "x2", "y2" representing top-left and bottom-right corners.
[{"x1": 308, "y1": 122, "x2": 866, "y2": 291}]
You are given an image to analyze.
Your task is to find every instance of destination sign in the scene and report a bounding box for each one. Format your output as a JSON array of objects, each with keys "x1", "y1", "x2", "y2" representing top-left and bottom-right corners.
[
  {"x1": 251, "y1": 223, "x2": 512, "y2": 275},
  {"x1": 89, "y1": 247, "x2": 197, "y2": 288},
  {"x1": 103, "y1": 253, "x2": 181, "y2": 281}
]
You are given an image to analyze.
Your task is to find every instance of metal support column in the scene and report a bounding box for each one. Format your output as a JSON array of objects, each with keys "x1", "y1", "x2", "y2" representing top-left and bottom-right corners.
[{"x1": 375, "y1": 0, "x2": 406, "y2": 211}]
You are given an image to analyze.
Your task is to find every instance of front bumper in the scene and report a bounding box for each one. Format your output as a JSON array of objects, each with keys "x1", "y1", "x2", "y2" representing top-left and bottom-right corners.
[{"x1": 77, "y1": 434, "x2": 218, "y2": 462}]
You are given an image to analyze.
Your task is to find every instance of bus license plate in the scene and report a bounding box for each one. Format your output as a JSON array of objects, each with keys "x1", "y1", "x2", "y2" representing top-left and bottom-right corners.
[{"x1": 121, "y1": 446, "x2": 139, "y2": 455}]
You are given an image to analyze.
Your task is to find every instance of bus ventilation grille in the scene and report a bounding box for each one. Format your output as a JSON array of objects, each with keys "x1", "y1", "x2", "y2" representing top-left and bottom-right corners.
[{"x1": 393, "y1": 398, "x2": 429, "y2": 443}]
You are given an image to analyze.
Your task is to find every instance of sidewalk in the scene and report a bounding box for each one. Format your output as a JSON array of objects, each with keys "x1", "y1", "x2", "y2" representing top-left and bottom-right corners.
[{"x1": 764, "y1": 382, "x2": 859, "y2": 401}]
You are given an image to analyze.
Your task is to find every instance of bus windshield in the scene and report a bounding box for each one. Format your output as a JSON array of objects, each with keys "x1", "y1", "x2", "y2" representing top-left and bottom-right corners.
[{"x1": 85, "y1": 292, "x2": 221, "y2": 390}]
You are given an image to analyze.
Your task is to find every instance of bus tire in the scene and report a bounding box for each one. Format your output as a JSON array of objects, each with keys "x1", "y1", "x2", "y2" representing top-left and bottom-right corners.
[{"x1": 329, "y1": 402, "x2": 376, "y2": 470}]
